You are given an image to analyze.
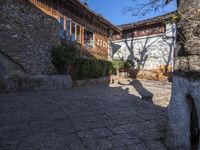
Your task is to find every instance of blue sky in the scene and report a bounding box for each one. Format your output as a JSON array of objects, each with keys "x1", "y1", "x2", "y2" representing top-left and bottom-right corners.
[{"x1": 81, "y1": 0, "x2": 177, "y2": 25}]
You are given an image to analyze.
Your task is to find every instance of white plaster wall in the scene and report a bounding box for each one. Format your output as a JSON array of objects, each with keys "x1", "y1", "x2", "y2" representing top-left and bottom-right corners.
[{"x1": 112, "y1": 23, "x2": 176, "y2": 70}]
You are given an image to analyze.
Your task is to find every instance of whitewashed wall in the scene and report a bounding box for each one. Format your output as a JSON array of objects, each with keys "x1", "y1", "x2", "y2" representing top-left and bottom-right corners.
[{"x1": 112, "y1": 23, "x2": 176, "y2": 70}]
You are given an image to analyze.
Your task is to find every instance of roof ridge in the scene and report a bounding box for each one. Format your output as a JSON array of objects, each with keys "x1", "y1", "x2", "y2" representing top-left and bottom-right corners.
[{"x1": 118, "y1": 11, "x2": 177, "y2": 28}]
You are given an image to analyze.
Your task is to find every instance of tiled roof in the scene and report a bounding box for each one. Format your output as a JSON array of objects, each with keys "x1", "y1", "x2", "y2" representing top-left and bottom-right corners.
[
  {"x1": 118, "y1": 11, "x2": 177, "y2": 30},
  {"x1": 65, "y1": 0, "x2": 121, "y2": 32}
]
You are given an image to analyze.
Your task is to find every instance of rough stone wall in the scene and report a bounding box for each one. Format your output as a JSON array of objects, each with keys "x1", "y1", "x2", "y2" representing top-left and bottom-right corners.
[
  {"x1": 0, "y1": 0, "x2": 60, "y2": 75},
  {"x1": 166, "y1": 0, "x2": 200, "y2": 149},
  {"x1": 173, "y1": 1, "x2": 200, "y2": 78},
  {"x1": 0, "y1": 50, "x2": 25, "y2": 92}
]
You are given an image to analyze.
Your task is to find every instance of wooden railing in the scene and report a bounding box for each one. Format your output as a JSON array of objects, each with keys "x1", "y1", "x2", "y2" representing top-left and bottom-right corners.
[{"x1": 30, "y1": 0, "x2": 57, "y2": 16}]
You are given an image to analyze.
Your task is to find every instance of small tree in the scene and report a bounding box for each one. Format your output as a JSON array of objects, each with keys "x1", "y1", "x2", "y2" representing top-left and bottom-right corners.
[
  {"x1": 112, "y1": 59, "x2": 124, "y2": 75},
  {"x1": 52, "y1": 44, "x2": 79, "y2": 75},
  {"x1": 112, "y1": 59, "x2": 134, "y2": 76}
]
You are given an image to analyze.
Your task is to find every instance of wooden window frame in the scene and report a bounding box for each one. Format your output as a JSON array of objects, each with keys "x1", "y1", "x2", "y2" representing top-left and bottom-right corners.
[
  {"x1": 76, "y1": 23, "x2": 82, "y2": 43},
  {"x1": 65, "y1": 17, "x2": 72, "y2": 41}
]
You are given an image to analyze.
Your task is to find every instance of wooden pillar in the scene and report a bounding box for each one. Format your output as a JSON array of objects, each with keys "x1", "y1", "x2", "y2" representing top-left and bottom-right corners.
[
  {"x1": 75, "y1": 24, "x2": 77, "y2": 41},
  {"x1": 70, "y1": 19, "x2": 72, "y2": 41},
  {"x1": 93, "y1": 33, "x2": 96, "y2": 50},
  {"x1": 82, "y1": 26, "x2": 85, "y2": 56},
  {"x1": 64, "y1": 16, "x2": 67, "y2": 40},
  {"x1": 82, "y1": 26, "x2": 85, "y2": 46}
]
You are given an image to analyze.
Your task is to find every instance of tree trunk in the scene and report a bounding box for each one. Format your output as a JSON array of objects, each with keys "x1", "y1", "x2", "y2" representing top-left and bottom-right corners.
[{"x1": 165, "y1": 0, "x2": 200, "y2": 149}]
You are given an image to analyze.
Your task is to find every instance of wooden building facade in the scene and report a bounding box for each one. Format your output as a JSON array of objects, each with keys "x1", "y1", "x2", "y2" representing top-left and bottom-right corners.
[
  {"x1": 29, "y1": 0, "x2": 120, "y2": 60},
  {"x1": 112, "y1": 12, "x2": 175, "y2": 41}
]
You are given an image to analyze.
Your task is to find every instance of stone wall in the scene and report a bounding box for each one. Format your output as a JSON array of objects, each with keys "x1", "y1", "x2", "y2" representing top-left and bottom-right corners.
[
  {"x1": 0, "y1": 50, "x2": 25, "y2": 92},
  {"x1": 0, "y1": 0, "x2": 60, "y2": 75},
  {"x1": 165, "y1": 0, "x2": 200, "y2": 149}
]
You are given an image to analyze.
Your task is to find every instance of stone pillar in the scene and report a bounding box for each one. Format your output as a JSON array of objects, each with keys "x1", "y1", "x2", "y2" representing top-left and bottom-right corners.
[{"x1": 165, "y1": 0, "x2": 200, "y2": 149}]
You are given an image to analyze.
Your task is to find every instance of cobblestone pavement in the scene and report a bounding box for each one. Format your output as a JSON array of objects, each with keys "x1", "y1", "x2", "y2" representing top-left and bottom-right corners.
[
  {"x1": 0, "y1": 81, "x2": 170, "y2": 150},
  {"x1": 114, "y1": 79, "x2": 172, "y2": 107}
]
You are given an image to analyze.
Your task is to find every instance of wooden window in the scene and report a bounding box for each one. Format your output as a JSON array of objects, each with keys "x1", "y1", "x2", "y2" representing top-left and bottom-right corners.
[
  {"x1": 72, "y1": 22, "x2": 76, "y2": 42},
  {"x1": 103, "y1": 41, "x2": 107, "y2": 48},
  {"x1": 66, "y1": 18, "x2": 71, "y2": 40},
  {"x1": 97, "y1": 39, "x2": 100, "y2": 46},
  {"x1": 77, "y1": 24, "x2": 81, "y2": 43},
  {"x1": 84, "y1": 29, "x2": 94, "y2": 48},
  {"x1": 59, "y1": 17, "x2": 64, "y2": 39},
  {"x1": 100, "y1": 40, "x2": 103, "y2": 47}
]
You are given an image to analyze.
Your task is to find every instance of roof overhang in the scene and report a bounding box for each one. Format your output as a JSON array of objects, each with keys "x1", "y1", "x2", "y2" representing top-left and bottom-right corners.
[{"x1": 63, "y1": 0, "x2": 121, "y2": 33}]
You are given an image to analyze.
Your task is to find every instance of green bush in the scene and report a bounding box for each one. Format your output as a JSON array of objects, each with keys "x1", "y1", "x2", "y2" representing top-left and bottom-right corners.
[
  {"x1": 71, "y1": 58, "x2": 112, "y2": 79},
  {"x1": 52, "y1": 44, "x2": 79, "y2": 74},
  {"x1": 111, "y1": 59, "x2": 134, "y2": 75},
  {"x1": 124, "y1": 59, "x2": 134, "y2": 70},
  {"x1": 112, "y1": 59, "x2": 125, "y2": 70},
  {"x1": 52, "y1": 43, "x2": 133, "y2": 79}
]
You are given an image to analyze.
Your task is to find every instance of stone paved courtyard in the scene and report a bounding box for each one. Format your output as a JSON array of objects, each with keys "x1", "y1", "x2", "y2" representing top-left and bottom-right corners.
[{"x1": 0, "y1": 80, "x2": 171, "y2": 150}]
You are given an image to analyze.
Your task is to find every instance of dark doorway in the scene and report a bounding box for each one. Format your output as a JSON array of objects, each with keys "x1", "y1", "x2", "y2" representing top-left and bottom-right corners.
[{"x1": 187, "y1": 95, "x2": 199, "y2": 150}]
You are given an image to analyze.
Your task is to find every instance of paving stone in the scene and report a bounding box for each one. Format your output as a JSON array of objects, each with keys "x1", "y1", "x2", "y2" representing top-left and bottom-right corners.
[
  {"x1": 111, "y1": 145, "x2": 128, "y2": 150},
  {"x1": 53, "y1": 120, "x2": 75, "y2": 134},
  {"x1": 83, "y1": 138, "x2": 113, "y2": 150},
  {"x1": 0, "y1": 82, "x2": 170, "y2": 149},
  {"x1": 127, "y1": 143, "x2": 149, "y2": 150},
  {"x1": 0, "y1": 140, "x2": 15, "y2": 150},
  {"x1": 29, "y1": 120, "x2": 54, "y2": 135},
  {"x1": 134, "y1": 128, "x2": 165, "y2": 141},
  {"x1": 108, "y1": 126, "x2": 128, "y2": 134},
  {"x1": 0, "y1": 130, "x2": 14, "y2": 141},
  {"x1": 78, "y1": 130, "x2": 96, "y2": 139},
  {"x1": 72, "y1": 121, "x2": 90, "y2": 131},
  {"x1": 51, "y1": 111, "x2": 67, "y2": 121},
  {"x1": 145, "y1": 141, "x2": 167, "y2": 150},
  {"x1": 108, "y1": 134, "x2": 140, "y2": 147},
  {"x1": 92, "y1": 128, "x2": 113, "y2": 138}
]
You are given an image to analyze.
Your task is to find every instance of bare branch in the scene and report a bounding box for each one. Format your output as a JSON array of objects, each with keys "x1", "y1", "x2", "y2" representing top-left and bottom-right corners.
[{"x1": 123, "y1": 0, "x2": 173, "y2": 16}]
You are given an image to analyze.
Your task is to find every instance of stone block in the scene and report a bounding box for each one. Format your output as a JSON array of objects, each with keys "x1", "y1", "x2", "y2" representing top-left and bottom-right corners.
[
  {"x1": 21, "y1": 75, "x2": 72, "y2": 91},
  {"x1": 73, "y1": 76, "x2": 110, "y2": 87}
]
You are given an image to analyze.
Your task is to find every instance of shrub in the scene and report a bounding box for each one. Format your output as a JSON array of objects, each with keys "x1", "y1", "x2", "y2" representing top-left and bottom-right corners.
[
  {"x1": 124, "y1": 59, "x2": 134, "y2": 70},
  {"x1": 51, "y1": 43, "x2": 134, "y2": 79},
  {"x1": 71, "y1": 58, "x2": 112, "y2": 80},
  {"x1": 111, "y1": 59, "x2": 134, "y2": 75},
  {"x1": 52, "y1": 44, "x2": 79, "y2": 74},
  {"x1": 112, "y1": 59, "x2": 125, "y2": 70}
]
